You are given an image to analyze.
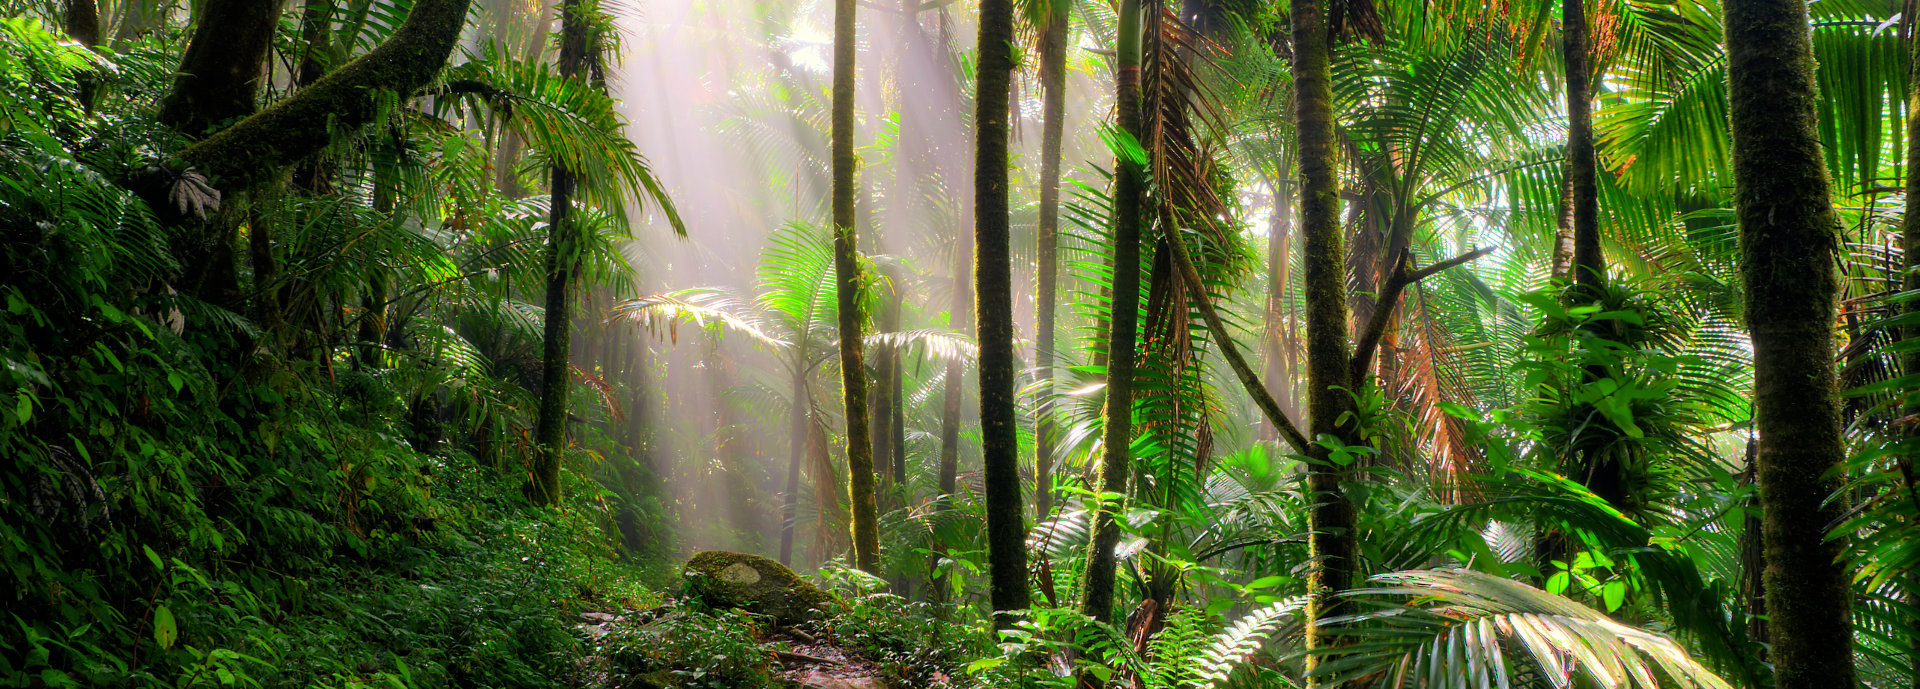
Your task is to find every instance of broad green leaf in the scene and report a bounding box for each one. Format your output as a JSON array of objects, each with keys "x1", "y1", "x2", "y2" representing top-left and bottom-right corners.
[{"x1": 153, "y1": 604, "x2": 176, "y2": 650}]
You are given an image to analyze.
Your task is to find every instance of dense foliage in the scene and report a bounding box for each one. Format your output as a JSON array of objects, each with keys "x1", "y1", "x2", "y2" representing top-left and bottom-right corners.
[{"x1": 6, "y1": 0, "x2": 1920, "y2": 686}]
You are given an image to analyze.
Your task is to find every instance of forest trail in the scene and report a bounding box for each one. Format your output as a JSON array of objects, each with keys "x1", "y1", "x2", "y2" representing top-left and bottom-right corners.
[{"x1": 578, "y1": 607, "x2": 889, "y2": 689}]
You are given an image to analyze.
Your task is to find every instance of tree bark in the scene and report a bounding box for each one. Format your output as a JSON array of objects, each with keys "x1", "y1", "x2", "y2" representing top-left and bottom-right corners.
[
  {"x1": 529, "y1": 0, "x2": 592, "y2": 507},
  {"x1": 1550, "y1": 166, "x2": 1576, "y2": 284},
  {"x1": 1725, "y1": 0, "x2": 1857, "y2": 681},
  {"x1": 1293, "y1": 0, "x2": 1357, "y2": 674},
  {"x1": 1034, "y1": 0, "x2": 1069, "y2": 521},
  {"x1": 159, "y1": 0, "x2": 284, "y2": 137},
  {"x1": 1262, "y1": 178, "x2": 1299, "y2": 439},
  {"x1": 830, "y1": 0, "x2": 881, "y2": 576},
  {"x1": 780, "y1": 367, "x2": 810, "y2": 565},
  {"x1": 175, "y1": 0, "x2": 473, "y2": 190},
  {"x1": 64, "y1": 0, "x2": 99, "y2": 46},
  {"x1": 1565, "y1": 0, "x2": 1603, "y2": 291},
  {"x1": 1076, "y1": 2, "x2": 1143, "y2": 685},
  {"x1": 973, "y1": 0, "x2": 1032, "y2": 626}
]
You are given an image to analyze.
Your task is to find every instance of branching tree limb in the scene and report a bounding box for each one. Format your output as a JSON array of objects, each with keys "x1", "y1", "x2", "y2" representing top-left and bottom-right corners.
[
  {"x1": 1164, "y1": 232, "x2": 1311, "y2": 454},
  {"x1": 176, "y1": 0, "x2": 474, "y2": 190},
  {"x1": 1349, "y1": 246, "x2": 1495, "y2": 383}
]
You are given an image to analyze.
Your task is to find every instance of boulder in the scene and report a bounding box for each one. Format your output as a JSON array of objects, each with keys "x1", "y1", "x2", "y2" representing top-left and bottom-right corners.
[{"x1": 682, "y1": 551, "x2": 840, "y2": 624}]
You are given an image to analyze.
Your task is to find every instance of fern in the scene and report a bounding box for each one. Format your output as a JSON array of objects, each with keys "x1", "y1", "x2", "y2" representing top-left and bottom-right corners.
[
  {"x1": 1146, "y1": 607, "x2": 1214, "y2": 689},
  {"x1": 1193, "y1": 596, "x2": 1309, "y2": 686}
]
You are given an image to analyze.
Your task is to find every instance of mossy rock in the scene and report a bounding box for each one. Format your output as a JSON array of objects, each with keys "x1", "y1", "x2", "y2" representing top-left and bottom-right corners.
[{"x1": 682, "y1": 551, "x2": 841, "y2": 624}]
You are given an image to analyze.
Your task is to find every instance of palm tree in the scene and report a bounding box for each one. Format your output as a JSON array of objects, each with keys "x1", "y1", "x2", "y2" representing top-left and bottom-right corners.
[
  {"x1": 829, "y1": 0, "x2": 880, "y2": 576},
  {"x1": 1292, "y1": 0, "x2": 1357, "y2": 672},
  {"x1": 1033, "y1": 0, "x2": 1070, "y2": 522},
  {"x1": 530, "y1": 0, "x2": 594, "y2": 508},
  {"x1": 973, "y1": 0, "x2": 1031, "y2": 625},
  {"x1": 1724, "y1": 0, "x2": 1858, "y2": 682},
  {"x1": 1077, "y1": 0, "x2": 1146, "y2": 681},
  {"x1": 612, "y1": 224, "x2": 970, "y2": 565},
  {"x1": 1563, "y1": 0, "x2": 1602, "y2": 291}
]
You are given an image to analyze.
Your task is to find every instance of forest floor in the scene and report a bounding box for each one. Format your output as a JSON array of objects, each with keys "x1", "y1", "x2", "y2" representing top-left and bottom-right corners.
[{"x1": 576, "y1": 601, "x2": 901, "y2": 689}]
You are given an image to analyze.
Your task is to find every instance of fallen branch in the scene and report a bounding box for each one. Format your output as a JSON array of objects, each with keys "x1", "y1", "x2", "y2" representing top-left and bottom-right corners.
[
  {"x1": 1165, "y1": 233, "x2": 1311, "y2": 453},
  {"x1": 1349, "y1": 246, "x2": 1496, "y2": 382}
]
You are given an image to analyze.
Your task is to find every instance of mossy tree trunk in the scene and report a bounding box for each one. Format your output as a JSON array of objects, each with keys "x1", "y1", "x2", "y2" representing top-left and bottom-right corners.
[
  {"x1": 1076, "y1": 2, "x2": 1143, "y2": 684},
  {"x1": 175, "y1": 0, "x2": 473, "y2": 188},
  {"x1": 530, "y1": 0, "x2": 592, "y2": 508},
  {"x1": 159, "y1": 0, "x2": 285, "y2": 138},
  {"x1": 973, "y1": 0, "x2": 1032, "y2": 625},
  {"x1": 1034, "y1": 0, "x2": 1069, "y2": 521},
  {"x1": 1725, "y1": 0, "x2": 1858, "y2": 682},
  {"x1": 1564, "y1": 0, "x2": 1603, "y2": 291},
  {"x1": 830, "y1": 0, "x2": 880, "y2": 576},
  {"x1": 1293, "y1": 0, "x2": 1357, "y2": 675}
]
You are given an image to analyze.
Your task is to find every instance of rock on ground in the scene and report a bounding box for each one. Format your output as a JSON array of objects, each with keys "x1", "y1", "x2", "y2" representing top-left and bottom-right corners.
[{"x1": 681, "y1": 550, "x2": 841, "y2": 624}]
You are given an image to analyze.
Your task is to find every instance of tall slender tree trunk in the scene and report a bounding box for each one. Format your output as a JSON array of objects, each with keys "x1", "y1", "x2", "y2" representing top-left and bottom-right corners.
[
  {"x1": 1551, "y1": 170, "x2": 1576, "y2": 283},
  {"x1": 830, "y1": 0, "x2": 881, "y2": 576},
  {"x1": 973, "y1": 0, "x2": 1031, "y2": 626},
  {"x1": 1726, "y1": 0, "x2": 1857, "y2": 681},
  {"x1": 111, "y1": 0, "x2": 166, "y2": 48},
  {"x1": 779, "y1": 367, "x2": 810, "y2": 565},
  {"x1": 1262, "y1": 177, "x2": 1298, "y2": 438},
  {"x1": 1293, "y1": 0, "x2": 1356, "y2": 674},
  {"x1": 530, "y1": 0, "x2": 592, "y2": 507},
  {"x1": 871, "y1": 297, "x2": 898, "y2": 509},
  {"x1": 1564, "y1": 0, "x2": 1603, "y2": 291},
  {"x1": 1901, "y1": 25, "x2": 1920, "y2": 687},
  {"x1": 1034, "y1": 0, "x2": 1069, "y2": 521},
  {"x1": 1076, "y1": 2, "x2": 1143, "y2": 685}
]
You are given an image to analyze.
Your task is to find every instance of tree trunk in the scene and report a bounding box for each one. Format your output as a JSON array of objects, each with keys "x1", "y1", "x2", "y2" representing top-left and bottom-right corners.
[
  {"x1": 781, "y1": 366, "x2": 810, "y2": 565},
  {"x1": 1725, "y1": 0, "x2": 1857, "y2": 681},
  {"x1": 830, "y1": 0, "x2": 881, "y2": 576},
  {"x1": 871, "y1": 297, "x2": 898, "y2": 510},
  {"x1": 65, "y1": 0, "x2": 99, "y2": 46},
  {"x1": 1033, "y1": 0, "x2": 1070, "y2": 521},
  {"x1": 973, "y1": 0, "x2": 1032, "y2": 626},
  {"x1": 175, "y1": 0, "x2": 474, "y2": 190},
  {"x1": 530, "y1": 0, "x2": 592, "y2": 508},
  {"x1": 1902, "y1": 26, "x2": 1920, "y2": 687},
  {"x1": 1565, "y1": 0, "x2": 1603, "y2": 291},
  {"x1": 1262, "y1": 177, "x2": 1299, "y2": 438},
  {"x1": 1550, "y1": 167, "x2": 1576, "y2": 284},
  {"x1": 1076, "y1": 2, "x2": 1143, "y2": 685},
  {"x1": 1294, "y1": 0, "x2": 1357, "y2": 673},
  {"x1": 158, "y1": 0, "x2": 285, "y2": 138},
  {"x1": 295, "y1": 0, "x2": 334, "y2": 86},
  {"x1": 111, "y1": 0, "x2": 166, "y2": 48}
]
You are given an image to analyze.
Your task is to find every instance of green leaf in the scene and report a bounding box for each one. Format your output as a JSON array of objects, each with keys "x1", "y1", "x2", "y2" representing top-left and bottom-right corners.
[
  {"x1": 14, "y1": 391, "x2": 28, "y2": 422},
  {"x1": 153, "y1": 604, "x2": 177, "y2": 650},
  {"x1": 1602, "y1": 580, "x2": 1626, "y2": 612},
  {"x1": 965, "y1": 658, "x2": 1007, "y2": 674}
]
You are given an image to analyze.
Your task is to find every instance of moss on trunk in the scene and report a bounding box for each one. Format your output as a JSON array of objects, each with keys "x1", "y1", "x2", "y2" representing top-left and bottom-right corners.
[
  {"x1": 177, "y1": 0, "x2": 474, "y2": 190},
  {"x1": 973, "y1": 0, "x2": 1032, "y2": 626},
  {"x1": 530, "y1": 0, "x2": 592, "y2": 508},
  {"x1": 1077, "y1": 4, "x2": 1144, "y2": 682},
  {"x1": 1293, "y1": 0, "x2": 1357, "y2": 673},
  {"x1": 158, "y1": 0, "x2": 285, "y2": 138},
  {"x1": 1725, "y1": 0, "x2": 1857, "y2": 681},
  {"x1": 829, "y1": 0, "x2": 880, "y2": 576}
]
